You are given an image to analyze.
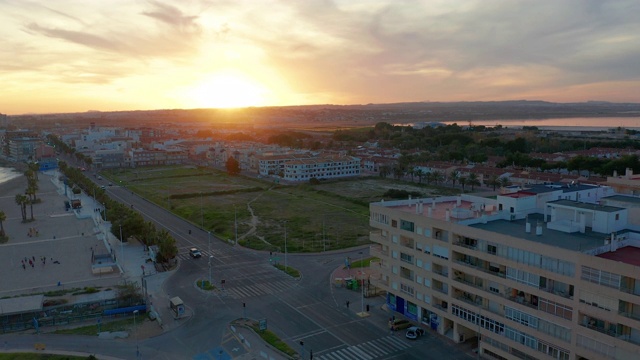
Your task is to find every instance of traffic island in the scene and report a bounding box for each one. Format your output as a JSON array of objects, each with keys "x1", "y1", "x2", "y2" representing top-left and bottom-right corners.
[{"x1": 231, "y1": 318, "x2": 298, "y2": 359}]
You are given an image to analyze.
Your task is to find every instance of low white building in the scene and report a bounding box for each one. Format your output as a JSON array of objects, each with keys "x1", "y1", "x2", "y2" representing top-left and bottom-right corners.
[{"x1": 283, "y1": 155, "x2": 361, "y2": 182}]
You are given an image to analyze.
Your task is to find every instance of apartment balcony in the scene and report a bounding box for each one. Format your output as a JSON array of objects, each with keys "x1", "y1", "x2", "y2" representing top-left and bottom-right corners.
[
  {"x1": 432, "y1": 280, "x2": 448, "y2": 295},
  {"x1": 432, "y1": 268, "x2": 449, "y2": 279},
  {"x1": 452, "y1": 285, "x2": 483, "y2": 304},
  {"x1": 369, "y1": 245, "x2": 389, "y2": 259},
  {"x1": 453, "y1": 259, "x2": 506, "y2": 279},
  {"x1": 452, "y1": 274, "x2": 484, "y2": 292},
  {"x1": 580, "y1": 320, "x2": 618, "y2": 338},
  {"x1": 372, "y1": 278, "x2": 390, "y2": 292},
  {"x1": 618, "y1": 310, "x2": 640, "y2": 322},
  {"x1": 400, "y1": 272, "x2": 415, "y2": 282},
  {"x1": 369, "y1": 231, "x2": 387, "y2": 244},
  {"x1": 505, "y1": 288, "x2": 539, "y2": 311},
  {"x1": 453, "y1": 240, "x2": 478, "y2": 251}
]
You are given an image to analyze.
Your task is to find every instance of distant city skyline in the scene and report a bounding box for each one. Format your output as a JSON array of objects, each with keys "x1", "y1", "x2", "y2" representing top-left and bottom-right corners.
[{"x1": 1, "y1": 0, "x2": 639, "y2": 115}]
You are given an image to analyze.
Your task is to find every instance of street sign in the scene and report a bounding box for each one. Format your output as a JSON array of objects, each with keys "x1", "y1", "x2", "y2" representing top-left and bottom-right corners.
[{"x1": 259, "y1": 319, "x2": 267, "y2": 331}]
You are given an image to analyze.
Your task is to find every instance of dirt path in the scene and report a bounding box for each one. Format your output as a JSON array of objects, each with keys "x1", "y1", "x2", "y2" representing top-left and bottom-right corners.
[{"x1": 236, "y1": 185, "x2": 275, "y2": 246}]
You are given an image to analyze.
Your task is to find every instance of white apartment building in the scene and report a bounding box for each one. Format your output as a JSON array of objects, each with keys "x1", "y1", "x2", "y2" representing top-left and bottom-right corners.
[
  {"x1": 283, "y1": 155, "x2": 361, "y2": 182},
  {"x1": 370, "y1": 183, "x2": 640, "y2": 360}
]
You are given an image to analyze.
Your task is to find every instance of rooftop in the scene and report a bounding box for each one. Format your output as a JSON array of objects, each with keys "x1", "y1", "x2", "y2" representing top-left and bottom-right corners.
[
  {"x1": 549, "y1": 199, "x2": 623, "y2": 213},
  {"x1": 387, "y1": 198, "x2": 498, "y2": 222},
  {"x1": 603, "y1": 194, "x2": 640, "y2": 205},
  {"x1": 470, "y1": 214, "x2": 607, "y2": 252},
  {"x1": 597, "y1": 246, "x2": 640, "y2": 267},
  {"x1": 520, "y1": 183, "x2": 598, "y2": 194}
]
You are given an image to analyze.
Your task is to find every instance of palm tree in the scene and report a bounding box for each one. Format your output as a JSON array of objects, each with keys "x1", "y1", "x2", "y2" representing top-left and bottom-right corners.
[
  {"x1": 449, "y1": 170, "x2": 460, "y2": 188},
  {"x1": 379, "y1": 165, "x2": 391, "y2": 179},
  {"x1": 468, "y1": 173, "x2": 481, "y2": 191},
  {"x1": 408, "y1": 166, "x2": 416, "y2": 182},
  {"x1": 432, "y1": 170, "x2": 444, "y2": 186},
  {"x1": 425, "y1": 171, "x2": 434, "y2": 184},
  {"x1": 487, "y1": 175, "x2": 500, "y2": 191},
  {"x1": 392, "y1": 165, "x2": 404, "y2": 180},
  {"x1": 499, "y1": 176, "x2": 511, "y2": 189},
  {"x1": 28, "y1": 162, "x2": 40, "y2": 180},
  {"x1": 459, "y1": 176, "x2": 467, "y2": 192},
  {"x1": 0, "y1": 210, "x2": 6, "y2": 237},
  {"x1": 415, "y1": 168, "x2": 425, "y2": 184},
  {"x1": 24, "y1": 187, "x2": 36, "y2": 221},
  {"x1": 15, "y1": 194, "x2": 28, "y2": 222}
]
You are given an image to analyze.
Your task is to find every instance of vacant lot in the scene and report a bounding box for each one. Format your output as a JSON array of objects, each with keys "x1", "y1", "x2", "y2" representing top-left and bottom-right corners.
[{"x1": 104, "y1": 166, "x2": 456, "y2": 252}]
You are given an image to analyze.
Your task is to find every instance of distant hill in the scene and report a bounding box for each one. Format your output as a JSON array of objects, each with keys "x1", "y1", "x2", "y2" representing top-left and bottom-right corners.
[{"x1": 8, "y1": 100, "x2": 640, "y2": 129}]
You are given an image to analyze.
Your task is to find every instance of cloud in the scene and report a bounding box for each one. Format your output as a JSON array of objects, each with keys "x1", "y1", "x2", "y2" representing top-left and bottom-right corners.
[
  {"x1": 2, "y1": 0, "x2": 640, "y2": 114},
  {"x1": 141, "y1": 1, "x2": 202, "y2": 35},
  {"x1": 24, "y1": 22, "x2": 122, "y2": 52}
]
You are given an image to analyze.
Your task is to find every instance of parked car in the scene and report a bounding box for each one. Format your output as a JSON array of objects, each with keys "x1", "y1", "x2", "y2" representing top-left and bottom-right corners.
[
  {"x1": 388, "y1": 319, "x2": 411, "y2": 331},
  {"x1": 405, "y1": 326, "x2": 425, "y2": 339},
  {"x1": 189, "y1": 248, "x2": 202, "y2": 258}
]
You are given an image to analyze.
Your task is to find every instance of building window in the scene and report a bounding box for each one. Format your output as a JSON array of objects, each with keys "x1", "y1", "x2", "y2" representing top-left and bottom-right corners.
[{"x1": 400, "y1": 220, "x2": 415, "y2": 232}]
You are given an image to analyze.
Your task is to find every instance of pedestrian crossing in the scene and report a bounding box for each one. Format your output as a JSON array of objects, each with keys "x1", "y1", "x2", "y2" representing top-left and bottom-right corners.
[
  {"x1": 314, "y1": 335, "x2": 411, "y2": 360},
  {"x1": 222, "y1": 279, "x2": 295, "y2": 299},
  {"x1": 176, "y1": 249, "x2": 217, "y2": 260}
]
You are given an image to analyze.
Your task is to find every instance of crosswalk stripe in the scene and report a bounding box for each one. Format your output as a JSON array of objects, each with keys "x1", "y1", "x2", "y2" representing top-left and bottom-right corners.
[
  {"x1": 367, "y1": 340, "x2": 387, "y2": 356},
  {"x1": 386, "y1": 335, "x2": 410, "y2": 349},
  {"x1": 358, "y1": 342, "x2": 382, "y2": 357},
  {"x1": 256, "y1": 283, "x2": 272, "y2": 294},
  {"x1": 377, "y1": 336, "x2": 401, "y2": 350},
  {"x1": 348, "y1": 345, "x2": 373, "y2": 360},
  {"x1": 380, "y1": 335, "x2": 407, "y2": 349},
  {"x1": 335, "y1": 348, "x2": 357, "y2": 360},
  {"x1": 242, "y1": 286, "x2": 258, "y2": 297}
]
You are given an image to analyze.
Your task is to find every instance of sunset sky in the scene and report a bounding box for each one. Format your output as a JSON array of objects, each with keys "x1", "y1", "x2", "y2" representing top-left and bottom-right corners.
[{"x1": 1, "y1": 0, "x2": 639, "y2": 115}]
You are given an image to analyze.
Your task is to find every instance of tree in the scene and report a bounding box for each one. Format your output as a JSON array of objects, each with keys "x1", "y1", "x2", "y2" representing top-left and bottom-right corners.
[
  {"x1": 0, "y1": 210, "x2": 6, "y2": 237},
  {"x1": 414, "y1": 168, "x2": 424, "y2": 184},
  {"x1": 432, "y1": 170, "x2": 444, "y2": 185},
  {"x1": 468, "y1": 173, "x2": 481, "y2": 191},
  {"x1": 449, "y1": 170, "x2": 460, "y2": 188},
  {"x1": 26, "y1": 178, "x2": 39, "y2": 202},
  {"x1": 487, "y1": 175, "x2": 500, "y2": 191},
  {"x1": 226, "y1": 157, "x2": 241, "y2": 175},
  {"x1": 28, "y1": 162, "x2": 40, "y2": 180},
  {"x1": 156, "y1": 229, "x2": 178, "y2": 262},
  {"x1": 379, "y1": 165, "x2": 391, "y2": 179},
  {"x1": 15, "y1": 194, "x2": 28, "y2": 222},
  {"x1": 459, "y1": 176, "x2": 467, "y2": 192},
  {"x1": 499, "y1": 177, "x2": 511, "y2": 189}
]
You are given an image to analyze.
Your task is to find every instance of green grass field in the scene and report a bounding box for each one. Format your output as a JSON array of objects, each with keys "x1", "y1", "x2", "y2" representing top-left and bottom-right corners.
[{"x1": 104, "y1": 166, "x2": 455, "y2": 252}]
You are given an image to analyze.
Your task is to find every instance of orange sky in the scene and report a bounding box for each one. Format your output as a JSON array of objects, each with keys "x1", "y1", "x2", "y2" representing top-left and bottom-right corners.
[{"x1": 1, "y1": 0, "x2": 639, "y2": 115}]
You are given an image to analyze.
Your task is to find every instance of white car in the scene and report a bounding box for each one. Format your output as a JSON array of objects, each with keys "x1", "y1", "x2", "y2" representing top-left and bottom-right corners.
[
  {"x1": 405, "y1": 326, "x2": 425, "y2": 339},
  {"x1": 189, "y1": 248, "x2": 202, "y2": 258}
]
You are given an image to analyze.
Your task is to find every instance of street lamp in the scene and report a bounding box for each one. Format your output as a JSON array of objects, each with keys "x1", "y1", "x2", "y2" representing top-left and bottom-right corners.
[
  {"x1": 234, "y1": 206, "x2": 238, "y2": 245},
  {"x1": 119, "y1": 224, "x2": 125, "y2": 273},
  {"x1": 209, "y1": 255, "x2": 213, "y2": 286},
  {"x1": 200, "y1": 192, "x2": 204, "y2": 228},
  {"x1": 284, "y1": 221, "x2": 288, "y2": 272},
  {"x1": 133, "y1": 309, "x2": 139, "y2": 359},
  {"x1": 359, "y1": 251, "x2": 364, "y2": 314}
]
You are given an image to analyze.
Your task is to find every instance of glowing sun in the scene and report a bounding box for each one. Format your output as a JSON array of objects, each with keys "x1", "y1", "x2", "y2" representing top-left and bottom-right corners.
[{"x1": 188, "y1": 72, "x2": 268, "y2": 108}]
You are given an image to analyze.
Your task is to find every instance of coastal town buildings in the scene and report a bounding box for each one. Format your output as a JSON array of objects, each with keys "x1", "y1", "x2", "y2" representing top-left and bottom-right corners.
[{"x1": 370, "y1": 182, "x2": 640, "y2": 360}]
